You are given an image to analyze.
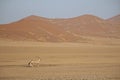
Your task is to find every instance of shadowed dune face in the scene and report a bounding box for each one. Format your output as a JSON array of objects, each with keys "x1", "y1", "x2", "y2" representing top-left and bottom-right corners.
[{"x1": 0, "y1": 14, "x2": 120, "y2": 42}]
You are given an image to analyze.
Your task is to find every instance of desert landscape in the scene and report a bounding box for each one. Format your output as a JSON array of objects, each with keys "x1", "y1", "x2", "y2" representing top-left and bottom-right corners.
[{"x1": 0, "y1": 14, "x2": 120, "y2": 80}]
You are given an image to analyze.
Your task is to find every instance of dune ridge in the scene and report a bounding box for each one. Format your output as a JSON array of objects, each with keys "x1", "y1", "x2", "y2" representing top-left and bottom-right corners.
[{"x1": 0, "y1": 14, "x2": 120, "y2": 42}]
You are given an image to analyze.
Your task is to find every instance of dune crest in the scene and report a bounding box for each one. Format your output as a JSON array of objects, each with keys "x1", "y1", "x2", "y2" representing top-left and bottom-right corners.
[{"x1": 0, "y1": 14, "x2": 120, "y2": 42}]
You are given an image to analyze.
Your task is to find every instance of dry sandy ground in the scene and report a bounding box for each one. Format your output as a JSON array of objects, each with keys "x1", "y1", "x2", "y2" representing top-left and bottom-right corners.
[{"x1": 0, "y1": 39, "x2": 120, "y2": 80}]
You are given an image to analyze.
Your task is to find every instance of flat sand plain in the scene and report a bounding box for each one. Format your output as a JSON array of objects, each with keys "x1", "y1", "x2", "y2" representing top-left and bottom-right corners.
[{"x1": 0, "y1": 38, "x2": 120, "y2": 80}]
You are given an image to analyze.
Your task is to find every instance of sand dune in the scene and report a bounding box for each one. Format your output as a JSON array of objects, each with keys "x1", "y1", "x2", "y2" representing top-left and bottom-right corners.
[
  {"x1": 0, "y1": 14, "x2": 120, "y2": 80},
  {"x1": 49, "y1": 14, "x2": 120, "y2": 38},
  {"x1": 0, "y1": 15, "x2": 78, "y2": 42},
  {"x1": 107, "y1": 14, "x2": 120, "y2": 25},
  {"x1": 0, "y1": 14, "x2": 120, "y2": 42}
]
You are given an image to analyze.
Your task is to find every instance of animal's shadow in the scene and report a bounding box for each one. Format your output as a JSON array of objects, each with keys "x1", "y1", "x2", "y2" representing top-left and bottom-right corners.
[{"x1": 0, "y1": 64, "x2": 60, "y2": 68}]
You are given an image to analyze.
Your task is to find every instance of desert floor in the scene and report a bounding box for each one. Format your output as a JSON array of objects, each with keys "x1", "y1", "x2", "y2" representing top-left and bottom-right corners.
[{"x1": 0, "y1": 38, "x2": 120, "y2": 80}]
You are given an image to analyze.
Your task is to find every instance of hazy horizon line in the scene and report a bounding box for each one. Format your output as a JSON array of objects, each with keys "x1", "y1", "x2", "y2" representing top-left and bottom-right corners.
[{"x1": 0, "y1": 13, "x2": 119, "y2": 25}]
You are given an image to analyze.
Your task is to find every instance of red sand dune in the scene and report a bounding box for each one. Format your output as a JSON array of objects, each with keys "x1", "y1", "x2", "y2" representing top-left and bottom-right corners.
[
  {"x1": 48, "y1": 14, "x2": 120, "y2": 38},
  {"x1": 107, "y1": 15, "x2": 120, "y2": 25},
  {"x1": 0, "y1": 14, "x2": 120, "y2": 42}
]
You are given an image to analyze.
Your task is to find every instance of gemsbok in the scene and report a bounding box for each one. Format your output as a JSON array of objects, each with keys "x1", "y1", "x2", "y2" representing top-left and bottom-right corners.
[{"x1": 28, "y1": 57, "x2": 41, "y2": 67}]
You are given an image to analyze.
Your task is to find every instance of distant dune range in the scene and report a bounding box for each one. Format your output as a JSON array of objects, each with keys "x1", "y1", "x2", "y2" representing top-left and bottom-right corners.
[
  {"x1": 0, "y1": 14, "x2": 120, "y2": 42},
  {"x1": 0, "y1": 15, "x2": 120, "y2": 80}
]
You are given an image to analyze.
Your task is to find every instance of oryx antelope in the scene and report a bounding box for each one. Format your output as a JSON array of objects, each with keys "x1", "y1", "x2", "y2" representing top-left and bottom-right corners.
[{"x1": 28, "y1": 57, "x2": 41, "y2": 67}]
